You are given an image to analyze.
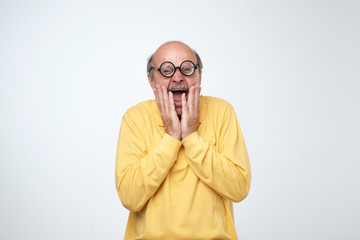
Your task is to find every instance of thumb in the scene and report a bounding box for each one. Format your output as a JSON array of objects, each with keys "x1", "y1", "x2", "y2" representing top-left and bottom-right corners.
[{"x1": 181, "y1": 93, "x2": 188, "y2": 118}]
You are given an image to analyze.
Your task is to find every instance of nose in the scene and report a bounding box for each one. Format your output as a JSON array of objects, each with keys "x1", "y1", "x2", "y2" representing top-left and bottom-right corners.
[{"x1": 171, "y1": 68, "x2": 184, "y2": 82}]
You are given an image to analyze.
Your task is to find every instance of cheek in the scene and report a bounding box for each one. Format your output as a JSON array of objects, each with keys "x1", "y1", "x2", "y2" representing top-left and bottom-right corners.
[
  {"x1": 186, "y1": 76, "x2": 201, "y2": 86},
  {"x1": 152, "y1": 78, "x2": 170, "y2": 88}
]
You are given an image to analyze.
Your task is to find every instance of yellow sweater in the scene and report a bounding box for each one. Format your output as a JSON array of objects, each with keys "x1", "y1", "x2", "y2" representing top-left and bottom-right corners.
[{"x1": 115, "y1": 96, "x2": 251, "y2": 240}]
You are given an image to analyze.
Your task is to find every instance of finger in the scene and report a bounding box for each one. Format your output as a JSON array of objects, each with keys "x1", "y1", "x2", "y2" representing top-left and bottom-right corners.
[
  {"x1": 158, "y1": 85, "x2": 169, "y2": 116},
  {"x1": 187, "y1": 85, "x2": 195, "y2": 113},
  {"x1": 155, "y1": 85, "x2": 164, "y2": 111},
  {"x1": 168, "y1": 91, "x2": 176, "y2": 115},
  {"x1": 181, "y1": 92, "x2": 188, "y2": 118},
  {"x1": 161, "y1": 85, "x2": 170, "y2": 113},
  {"x1": 194, "y1": 84, "x2": 200, "y2": 113}
]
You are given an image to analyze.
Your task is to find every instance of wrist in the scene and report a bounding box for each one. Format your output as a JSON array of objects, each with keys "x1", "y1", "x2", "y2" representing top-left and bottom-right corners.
[
  {"x1": 181, "y1": 129, "x2": 196, "y2": 140},
  {"x1": 181, "y1": 131, "x2": 197, "y2": 142},
  {"x1": 167, "y1": 131, "x2": 181, "y2": 141}
]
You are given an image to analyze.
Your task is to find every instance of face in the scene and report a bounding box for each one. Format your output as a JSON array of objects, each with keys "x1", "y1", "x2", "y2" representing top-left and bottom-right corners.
[{"x1": 148, "y1": 42, "x2": 202, "y2": 115}]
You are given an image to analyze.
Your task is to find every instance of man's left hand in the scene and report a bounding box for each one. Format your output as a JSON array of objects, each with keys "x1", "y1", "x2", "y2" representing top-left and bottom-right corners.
[{"x1": 181, "y1": 84, "x2": 201, "y2": 139}]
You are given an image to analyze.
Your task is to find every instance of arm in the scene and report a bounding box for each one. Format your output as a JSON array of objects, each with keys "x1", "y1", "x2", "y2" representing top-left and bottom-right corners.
[
  {"x1": 115, "y1": 113, "x2": 182, "y2": 212},
  {"x1": 182, "y1": 105, "x2": 251, "y2": 202}
]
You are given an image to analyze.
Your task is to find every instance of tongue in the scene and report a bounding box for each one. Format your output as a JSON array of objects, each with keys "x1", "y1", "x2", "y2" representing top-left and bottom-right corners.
[{"x1": 172, "y1": 92, "x2": 184, "y2": 102}]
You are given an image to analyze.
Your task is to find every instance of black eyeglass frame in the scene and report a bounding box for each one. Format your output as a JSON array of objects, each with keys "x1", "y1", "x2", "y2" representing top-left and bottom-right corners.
[{"x1": 149, "y1": 60, "x2": 198, "y2": 77}]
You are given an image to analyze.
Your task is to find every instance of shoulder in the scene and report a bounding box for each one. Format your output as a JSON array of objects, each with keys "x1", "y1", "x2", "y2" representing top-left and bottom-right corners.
[
  {"x1": 124, "y1": 100, "x2": 154, "y2": 115},
  {"x1": 122, "y1": 100, "x2": 157, "y2": 121},
  {"x1": 201, "y1": 96, "x2": 234, "y2": 112},
  {"x1": 199, "y1": 96, "x2": 236, "y2": 125}
]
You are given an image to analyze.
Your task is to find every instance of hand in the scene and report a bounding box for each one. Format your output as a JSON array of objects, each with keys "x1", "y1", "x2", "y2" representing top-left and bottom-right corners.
[
  {"x1": 154, "y1": 85, "x2": 181, "y2": 141},
  {"x1": 181, "y1": 84, "x2": 201, "y2": 139}
]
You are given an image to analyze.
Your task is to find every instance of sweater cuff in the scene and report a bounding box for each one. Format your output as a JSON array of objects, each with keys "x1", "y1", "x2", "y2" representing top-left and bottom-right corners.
[
  {"x1": 182, "y1": 131, "x2": 201, "y2": 149},
  {"x1": 141, "y1": 133, "x2": 182, "y2": 176},
  {"x1": 162, "y1": 133, "x2": 183, "y2": 152}
]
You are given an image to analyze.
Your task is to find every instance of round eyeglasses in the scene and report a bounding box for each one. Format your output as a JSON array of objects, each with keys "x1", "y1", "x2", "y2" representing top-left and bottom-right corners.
[{"x1": 149, "y1": 60, "x2": 198, "y2": 77}]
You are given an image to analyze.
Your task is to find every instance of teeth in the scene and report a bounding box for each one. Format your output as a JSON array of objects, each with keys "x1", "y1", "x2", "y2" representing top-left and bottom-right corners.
[{"x1": 172, "y1": 89, "x2": 188, "y2": 92}]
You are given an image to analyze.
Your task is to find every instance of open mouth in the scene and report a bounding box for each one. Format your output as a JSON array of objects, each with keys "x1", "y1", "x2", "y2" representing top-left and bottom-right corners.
[{"x1": 169, "y1": 89, "x2": 188, "y2": 101}]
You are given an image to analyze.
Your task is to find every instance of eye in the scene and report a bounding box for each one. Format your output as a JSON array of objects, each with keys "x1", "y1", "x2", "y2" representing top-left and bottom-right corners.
[
  {"x1": 162, "y1": 66, "x2": 173, "y2": 75},
  {"x1": 159, "y1": 62, "x2": 176, "y2": 76},
  {"x1": 181, "y1": 63, "x2": 194, "y2": 75}
]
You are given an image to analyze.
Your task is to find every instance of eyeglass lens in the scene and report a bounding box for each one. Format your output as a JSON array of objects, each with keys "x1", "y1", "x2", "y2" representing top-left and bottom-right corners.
[{"x1": 160, "y1": 61, "x2": 195, "y2": 77}]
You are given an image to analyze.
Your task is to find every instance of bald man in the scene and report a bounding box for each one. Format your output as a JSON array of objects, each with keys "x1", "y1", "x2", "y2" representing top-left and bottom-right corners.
[{"x1": 115, "y1": 41, "x2": 251, "y2": 239}]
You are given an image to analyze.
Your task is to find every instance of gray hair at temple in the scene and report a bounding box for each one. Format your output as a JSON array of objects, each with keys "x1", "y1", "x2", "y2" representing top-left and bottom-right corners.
[{"x1": 146, "y1": 50, "x2": 203, "y2": 79}]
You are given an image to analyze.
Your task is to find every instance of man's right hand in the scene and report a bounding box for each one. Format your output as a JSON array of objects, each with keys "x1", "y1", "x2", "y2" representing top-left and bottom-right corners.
[{"x1": 154, "y1": 85, "x2": 181, "y2": 141}]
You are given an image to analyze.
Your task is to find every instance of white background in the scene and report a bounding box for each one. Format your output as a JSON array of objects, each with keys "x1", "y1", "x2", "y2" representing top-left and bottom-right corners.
[{"x1": 1, "y1": 0, "x2": 359, "y2": 239}]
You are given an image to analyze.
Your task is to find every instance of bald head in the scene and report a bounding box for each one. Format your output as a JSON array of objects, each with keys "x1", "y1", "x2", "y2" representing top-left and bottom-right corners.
[{"x1": 147, "y1": 41, "x2": 203, "y2": 78}]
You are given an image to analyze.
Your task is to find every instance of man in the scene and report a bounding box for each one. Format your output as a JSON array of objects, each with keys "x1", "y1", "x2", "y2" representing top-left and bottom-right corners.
[{"x1": 115, "y1": 41, "x2": 251, "y2": 239}]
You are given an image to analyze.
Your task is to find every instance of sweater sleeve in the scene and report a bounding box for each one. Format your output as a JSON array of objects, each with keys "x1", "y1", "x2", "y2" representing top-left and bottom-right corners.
[
  {"x1": 115, "y1": 113, "x2": 182, "y2": 212},
  {"x1": 182, "y1": 105, "x2": 251, "y2": 202}
]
